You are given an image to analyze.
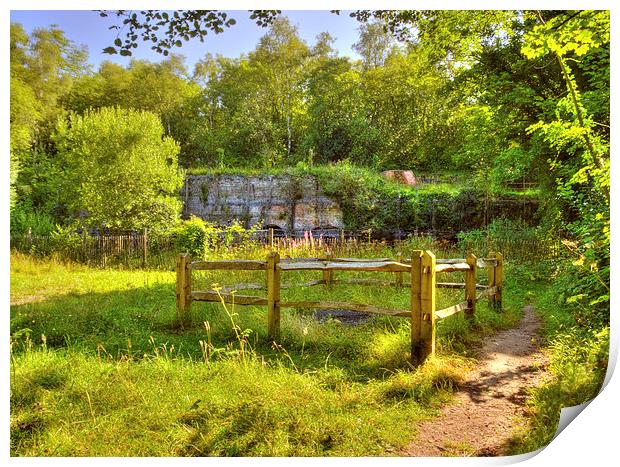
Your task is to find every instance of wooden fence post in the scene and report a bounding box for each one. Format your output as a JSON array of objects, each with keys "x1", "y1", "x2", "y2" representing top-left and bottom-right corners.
[
  {"x1": 495, "y1": 252, "x2": 503, "y2": 311},
  {"x1": 420, "y1": 250, "x2": 436, "y2": 362},
  {"x1": 323, "y1": 252, "x2": 333, "y2": 288},
  {"x1": 410, "y1": 250, "x2": 423, "y2": 364},
  {"x1": 176, "y1": 253, "x2": 192, "y2": 323},
  {"x1": 488, "y1": 251, "x2": 496, "y2": 309},
  {"x1": 267, "y1": 251, "x2": 281, "y2": 341},
  {"x1": 142, "y1": 228, "x2": 148, "y2": 269},
  {"x1": 396, "y1": 252, "x2": 404, "y2": 287},
  {"x1": 465, "y1": 253, "x2": 477, "y2": 319}
]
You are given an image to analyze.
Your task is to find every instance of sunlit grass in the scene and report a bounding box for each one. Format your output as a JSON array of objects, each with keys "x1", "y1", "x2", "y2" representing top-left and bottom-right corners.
[{"x1": 10, "y1": 247, "x2": 522, "y2": 456}]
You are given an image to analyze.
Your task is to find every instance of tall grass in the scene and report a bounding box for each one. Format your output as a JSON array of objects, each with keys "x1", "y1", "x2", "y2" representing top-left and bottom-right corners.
[{"x1": 10, "y1": 240, "x2": 523, "y2": 456}]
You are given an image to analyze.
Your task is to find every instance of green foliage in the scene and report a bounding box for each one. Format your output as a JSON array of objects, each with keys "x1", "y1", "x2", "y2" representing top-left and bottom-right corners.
[
  {"x1": 10, "y1": 205, "x2": 56, "y2": 236},
  {"x1": 505, "y1": 262, "x2": 608, "y2": 454},
  {"x1": 10, "y1": 237, "x2": 520, "y2": 456},
  {"x1": 61, "y1": 56, "x2": 202, "y2": 165},
  {"x1": 522, "y1": 11, "x2": 610, "y2": 60},
  {"x1": 457, "y1": 218, "x2": 545, "y2": 245},
  {"x1": 172, "y1": 216, "x2": 212, "y2": 259},
  {"x1": 10, "y1": 77, "x2": 41, "y2": 154},
  {"x1": 352, "y1": 21, "x2": 395, "y2": 69},
  {"x1": 172, "y1": 217, "x2": 260, "y2": 259},
  {"x1": 520, "y1": 10, "x2": 610, "y2": 326},
  {"x1": 10, "y1": 151, "x2": 20, "y2": 210},
  {"x1": 350, "y1": 10, "x2": 516, "y2": 65},
  {"x1": 9, "y1": 10, "x2": 612, "y2": 458},
  {"x1": 222, "y1": 221, "x2": 258, "y2": 247},
  {"x1": 10, "y1": 23, "x2": 88, "y2": 219},
  {"x1": 49, "y1": 225, "x2": 83, "y2": 256},
  {"x1": 52, "y1": 107, "x2": 184, "y2": 233}
]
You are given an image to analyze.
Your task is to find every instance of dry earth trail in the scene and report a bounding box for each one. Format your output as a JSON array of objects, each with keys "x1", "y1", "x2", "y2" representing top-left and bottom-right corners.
[{"x1": 403, "y1": 305, "x2": 548, "y2": 457}]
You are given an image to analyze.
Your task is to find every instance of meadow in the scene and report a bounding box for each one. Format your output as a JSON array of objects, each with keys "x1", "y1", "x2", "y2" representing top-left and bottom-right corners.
[{"x1": 10, "y1": 238, "x2": 528, "y2": 457}]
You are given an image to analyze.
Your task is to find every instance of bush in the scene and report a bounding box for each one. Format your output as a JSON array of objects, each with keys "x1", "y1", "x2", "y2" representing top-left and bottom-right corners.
[
  {"x1": 10, "y1": 205, "x2": 56, "y2": 236},
  {"x1": 172, "y1": 216, "x2": 212, "y2": 259},
  {"x1": 222, "y1": 220, "x2": 258, "y2": 248},
  {"x1": 49, "y1": 225, "x2": 82, "y2": 256},
  {"x1": 52, "y1": 107, "x2": 184, "y2": 233}
]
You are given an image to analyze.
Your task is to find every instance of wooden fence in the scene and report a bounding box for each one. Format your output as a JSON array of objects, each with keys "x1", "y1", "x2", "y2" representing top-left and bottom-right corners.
[
  {"x1": 176, "y1": 250, "x2": 503, "y2": 365},
  {"x1": 10, "y1": 229, "x2": 177, "y2": 269}
]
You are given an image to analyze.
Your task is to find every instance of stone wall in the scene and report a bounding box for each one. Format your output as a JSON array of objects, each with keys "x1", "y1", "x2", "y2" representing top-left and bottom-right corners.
[{"x1": 182, "y1": 174, "x2": 344, "y2": 231}]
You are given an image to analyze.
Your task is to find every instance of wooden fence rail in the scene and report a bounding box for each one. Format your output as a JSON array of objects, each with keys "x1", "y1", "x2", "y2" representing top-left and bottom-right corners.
[{"x1": 176, "y1": 250, "x2": 504, "y2": 365}]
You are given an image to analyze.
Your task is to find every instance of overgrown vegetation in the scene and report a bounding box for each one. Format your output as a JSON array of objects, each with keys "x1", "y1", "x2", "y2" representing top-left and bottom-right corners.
[{"x1": 186, "y1": 164, "x2": 540, "y2": 234}]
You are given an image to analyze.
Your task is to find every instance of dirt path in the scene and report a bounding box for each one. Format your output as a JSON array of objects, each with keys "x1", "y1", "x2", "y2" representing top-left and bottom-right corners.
[{"x1": 403, "y1": 305, "x2": 548, "y2": 457}]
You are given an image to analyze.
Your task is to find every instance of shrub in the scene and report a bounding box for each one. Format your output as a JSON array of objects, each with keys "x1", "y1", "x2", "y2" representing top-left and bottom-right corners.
[
  {"x1": 52, "y1": 107, "x2": 184, "y2": 234},
  {"x1": 173, "y1": 216, "x2": 214, "y2": 259},
  {"x1": 49, "y1": 225, "x2": 82, "y2": 257},
  {"x1": 10, "y1": 205, "x2": 56, "y2": 237}
]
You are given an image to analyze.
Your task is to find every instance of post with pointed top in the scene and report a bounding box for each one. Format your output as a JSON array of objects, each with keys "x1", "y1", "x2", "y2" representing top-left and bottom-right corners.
[
  {"x1": 465, "y1": 253, "x2": 477, "y2": 319},
  {"x1": 176, "y1": 253, "x2": 192, "y2": 324},
  {"x1": 267, "y1": 251, "x2": 281, "y2": 341},
  {"x1": 420, "y1": 250, "x2": 436, "y2": 362},
  {"x1": 495, "y1": 252, "x2": 503, "y2": 311}
]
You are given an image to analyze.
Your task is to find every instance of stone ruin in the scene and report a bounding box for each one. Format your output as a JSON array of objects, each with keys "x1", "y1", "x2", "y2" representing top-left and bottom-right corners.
[{"x1": 182, "y1": 174, "x2": 344, "y2": 232}]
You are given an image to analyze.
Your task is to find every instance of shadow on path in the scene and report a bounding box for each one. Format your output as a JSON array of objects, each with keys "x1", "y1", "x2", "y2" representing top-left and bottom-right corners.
[{"x1": 402, "y1": 305, "x2": 549, "y2": 457}]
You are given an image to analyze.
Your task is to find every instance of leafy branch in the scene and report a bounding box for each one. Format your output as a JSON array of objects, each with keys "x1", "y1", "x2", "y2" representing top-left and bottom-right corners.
[{"x1": 99, "y1": 10, "x2": 280, "y2": 56}]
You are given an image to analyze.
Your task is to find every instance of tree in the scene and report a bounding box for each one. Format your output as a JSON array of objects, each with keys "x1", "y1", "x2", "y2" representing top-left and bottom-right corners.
[
  {"x1": 182, "y1": 18, "x2": 313, "y2": 168},
  {"x1": 311, "y1": 32, "x2": 337, "y2": 59},
  {"x1": 352, "y1": 21, "x2": 395, "y2": 69},
  {"x1": 348, "y1": 10, "x2": 516, "y2": 66},
  {"x1": 522, "y1": 10, "x2": 610, "y2": 203},
  {"x1": 521, "y1": 10, "x2": 610, "y2": 325},
  {"x1": 303, "y1": 54, "x2": 379, "y2": 165},
  {"x1": 11, "y1": 23, "x2": 89, "y2": 115},
  {"x1": 250, "y1": 17, "x2": 310, "y2": 160},
  {"x1": 61, "y1": 55, "x2": 202, "y2": 166},
  {"x1": 52, "y1": 107, "x2": 184, "y2": 232},
  {"x1": 10, "y1": 23, "x2": 89, "y2": 218}
]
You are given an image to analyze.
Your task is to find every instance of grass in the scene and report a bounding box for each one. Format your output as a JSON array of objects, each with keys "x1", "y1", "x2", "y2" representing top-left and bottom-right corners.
[{"x1": 10, "y1": 244, "x2": 524, "y2": 457}]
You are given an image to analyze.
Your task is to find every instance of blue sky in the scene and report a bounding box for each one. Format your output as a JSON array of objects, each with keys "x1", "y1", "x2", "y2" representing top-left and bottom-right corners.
[{"x1": 10, "y1": 10, "x2": 364, "y2": 71}]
